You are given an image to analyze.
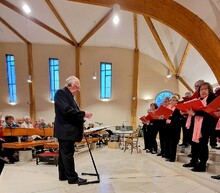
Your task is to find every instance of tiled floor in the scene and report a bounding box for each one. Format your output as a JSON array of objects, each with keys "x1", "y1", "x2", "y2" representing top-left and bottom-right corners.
[{"x1": 0, "y1": 144, "x2": 219, "y2": 193}]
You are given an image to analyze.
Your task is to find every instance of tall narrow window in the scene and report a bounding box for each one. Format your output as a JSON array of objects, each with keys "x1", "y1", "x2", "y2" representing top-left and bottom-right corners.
[
  {"x1": 100, "y1": 62, "x2": 112, "y2": 99},
  {"x1": 6, "y1": 54, "x2": 17, "y2": 103},
  {"x1": 49, "y1": 58, "x2": 59, "y2": 101}
]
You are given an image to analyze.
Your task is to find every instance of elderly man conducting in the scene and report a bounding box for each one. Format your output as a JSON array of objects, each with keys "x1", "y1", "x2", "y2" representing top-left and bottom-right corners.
[{"x1": 54, "y1": 76, "x2": 92, "y2": 185}]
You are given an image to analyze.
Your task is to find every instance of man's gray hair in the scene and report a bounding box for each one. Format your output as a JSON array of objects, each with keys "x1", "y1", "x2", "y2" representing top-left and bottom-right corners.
[
  {"x1": 65, "y1": 76, "x2": 79, "y2": 86},
  {"x1": 23, "y1": 116, "x2": 31, "y2": 120}
]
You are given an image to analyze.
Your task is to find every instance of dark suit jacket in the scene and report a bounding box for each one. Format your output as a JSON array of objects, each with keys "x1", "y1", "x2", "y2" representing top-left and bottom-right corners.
[{"x1": 54, "y1": 87, "x2": 85, "y2": 142}]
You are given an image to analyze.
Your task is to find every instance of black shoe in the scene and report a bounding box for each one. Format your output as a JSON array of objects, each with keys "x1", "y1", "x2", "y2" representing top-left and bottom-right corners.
[
  {"x1": 68, "y1": 177, "x2": 87, "y2": 184},
  {"x1": 151, "y1": 151, "x2": 157, "y2": 154},
  {"x1": 183, "y1": 162, "x2": 195, "y2": 167},
  {"x1": 215, "y1": 147, "x2": 220, "y2": 150},
  {"x1": 169, "y1": 159, "x2": 175, "y2": 162},
  {"x1": 187, "y1": 153, "x2": 192, "y2": 158},
  {"x1": 211, "y1": 175, "x2": 220, "y2": 180},
  {"x1": 146, "y1": 149, "x2": 150, "y2": 153},
  {"x1": 157, "y1": 153, "x2": 162, "y2": 156},
  {"x1": 0, "y1": 157, "x2": 9, "y2": 164},
  {"x1": 191, "y1": 165, "x2": 206, "y2": 172},
  {"x1": 178, "y1": 144, "x2": 184, "y2": 146}
]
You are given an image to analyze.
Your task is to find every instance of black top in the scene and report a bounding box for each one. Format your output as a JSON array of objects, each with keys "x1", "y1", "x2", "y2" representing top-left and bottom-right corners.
[
  {"x1": 194, "y1": 93, "x2": 218, "y2": 137},
  {"x1": 54, "y1": 87, "x2": 85, "y2": 142}
]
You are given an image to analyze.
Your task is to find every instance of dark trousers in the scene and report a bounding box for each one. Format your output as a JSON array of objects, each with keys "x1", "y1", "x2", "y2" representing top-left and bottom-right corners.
[
  {"x1": 165, "y1": 125, "x2": 181, "y2": 161},
  {"x1": 0, "y1": 142, "x2": 5, "y2": 175},
  {"x1": 58, "y1": 139, "x2": 78, "y2": 181},
  {"x1": 158, "y1": 120, "x2": 166, "y2": 155},
  {"x1": 148, "y1": 125, "x2": 158, "y2": 152},
  {"x1": 209, "y1": 130, "x2": 217, "y2": 147},
  {"x1": 191, "y1": 137, "x2": 209, "y2": 167},
  {"x1": 142, "y1": 125, "x2": 148, "y2": 149},
  {"x1": 0, "y1": 159, "x2": 5, "y2": 175},
  {"x1": 181, "y1": 117, "x2": 190, "y2": 145}
]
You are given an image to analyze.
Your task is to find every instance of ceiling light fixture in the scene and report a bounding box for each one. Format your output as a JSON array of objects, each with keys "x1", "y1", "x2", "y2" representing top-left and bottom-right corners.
[
  {"x1": 166, "y1": 69, "x2": 171, "y2": 78},
  {"x1": 22, "y1": 4, "x2": 31, "y2": 14},
  {"x1": 112, "y1": 3, "x2": 120, "y2": 25},
  {"x1": 27, "y1": 75, "x2": 32, "y2": 83},
  {"x1": 92, "y1": 71, "x2": 97, "y2": 80},
  {"x1": 9, "y1": 102, "x2": 16, "y2": 106}
]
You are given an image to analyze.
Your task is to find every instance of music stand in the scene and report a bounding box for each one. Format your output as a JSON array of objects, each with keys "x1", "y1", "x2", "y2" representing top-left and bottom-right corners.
[{"x1": 79, "y1": 133, "x2": 100, "y2": 186}]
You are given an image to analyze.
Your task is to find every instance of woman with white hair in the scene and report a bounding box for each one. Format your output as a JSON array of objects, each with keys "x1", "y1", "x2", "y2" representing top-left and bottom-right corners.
[{"x1": 164, "y1": 94, "x2": 182, "y2": 162}]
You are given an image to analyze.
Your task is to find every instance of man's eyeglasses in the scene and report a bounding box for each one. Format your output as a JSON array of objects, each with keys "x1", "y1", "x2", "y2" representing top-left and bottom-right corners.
[{"x1": 71, "y1": 84, "x2": 80, "y2": 91}]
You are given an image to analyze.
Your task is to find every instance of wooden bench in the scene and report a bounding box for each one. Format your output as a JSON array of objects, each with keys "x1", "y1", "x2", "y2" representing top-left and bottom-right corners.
[
  {"x1": 43, "y1": 137, "x2": 100, "y2": 149},
  {"x1": 1, "y1": 128, "x2": 101, "y2": 162},
  {"x1": 36, "y1": 138, "x2": 100, "y2": 166},
  {"x1": 1, "y1": 127, "x2": 53, "y2": 137},
  {"x1": 2, "y1": 140, "x2": 48, "y2": 149}
]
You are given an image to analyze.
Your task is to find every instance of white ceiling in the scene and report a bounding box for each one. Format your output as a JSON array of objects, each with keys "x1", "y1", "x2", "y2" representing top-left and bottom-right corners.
[{"x1": 0, "y1": 0, "x2": 219, "y2": 89}]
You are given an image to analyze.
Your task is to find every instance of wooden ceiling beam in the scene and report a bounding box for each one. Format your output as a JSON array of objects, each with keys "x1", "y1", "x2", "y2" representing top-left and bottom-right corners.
[
  {"x1": 178, "y1": 76, "x2": 194, "y2": 92},
  {"x1": 0, "y1": 0, "x2": 75, "y2": 46},
  {"x1": 68, "y1": 0, "x2": 220, "y2": 84},
  {"x1": 45, "y1": 0, "x2": 78, "y2": 46},
  {"x1": 176, "y1": 42, "x2": 190, "y2": 76},
  {"x1": 0, "y1": 17, "x2": 28, "y2": 44},
  {"x1": 133, "y1": 13, "x2": 138, "y2": 51},
  {"x1": 144, "y1": 16, "x2": 176, "y2": 75},
  {"x1": 79, "y1": 8, "x2": 113, "y2": 47}
]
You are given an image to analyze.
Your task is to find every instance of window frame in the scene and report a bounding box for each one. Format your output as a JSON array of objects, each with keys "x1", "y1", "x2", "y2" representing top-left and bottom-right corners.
[
  {"x1": 100, "y1": 62, "x2": 112, "y2": 99},
  {"x1": 5, "y1": 54, "x2": 17, "y2": 103},
  {"x1": 49, "y1": 58, "x2": 60, "y2": 101}
]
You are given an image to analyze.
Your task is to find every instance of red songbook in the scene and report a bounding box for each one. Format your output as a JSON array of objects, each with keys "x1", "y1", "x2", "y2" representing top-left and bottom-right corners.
[
  {"x1": 140, "y1": 116, "x2": 147, "y2": 122},
  {"x1": 149, "y1": 105, "x2": 173, "y2": 119},
  {"x1": 139, "y1": 115, "x2": 153, "y2": 122},
  {"x1": 202, "y1": 95, "x2": 220, "y2": 118},
  {"x1": 145, "y1": 114, "x2": 153, "y2": 121},
  {"x1": 182, "y1": 91, "x2": 199, "y2": 102},
  {"x1": 176, "y1": 99, "x2": 204, "y2": 112}
]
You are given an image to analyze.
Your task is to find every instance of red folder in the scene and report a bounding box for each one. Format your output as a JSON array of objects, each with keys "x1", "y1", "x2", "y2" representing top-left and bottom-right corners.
[
  {"x1": 176, "y1": 99, "x2": 204, "y2": 112},
  {"x1": 182, "y1": 91, "x2": 199, "y2": 102},
  {"x1": 149, "y1": 105, "x2": 173, "y2": 119},
  {"x1": 139, "y1": 115, "x2": 153, "y2": 122},
  {"x1": 148, "y1": 112, "x2": 158, "y2": 119},
  {"x1": 202, "y1": 95, "x2": 220, "y2": 118},
  {"x1": 140, "y1": 116, "x2": 147, "y2": 122},
  {"x1": 145, "y1": 114, "x2": 153, "y2": 120}
]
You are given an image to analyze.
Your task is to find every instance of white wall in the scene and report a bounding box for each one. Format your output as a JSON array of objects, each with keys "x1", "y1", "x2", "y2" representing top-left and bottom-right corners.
[
  {"x1": 0, "y1": 43, "x2": 183, "y2": 128},
  {"x1": 0, "y1": 43, "x2": 29, "y2": 119}
]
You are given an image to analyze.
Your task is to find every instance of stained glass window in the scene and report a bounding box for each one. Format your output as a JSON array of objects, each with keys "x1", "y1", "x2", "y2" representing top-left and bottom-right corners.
[{"x1": 155, "y1": 91, "x2": 173, "y2": 106}]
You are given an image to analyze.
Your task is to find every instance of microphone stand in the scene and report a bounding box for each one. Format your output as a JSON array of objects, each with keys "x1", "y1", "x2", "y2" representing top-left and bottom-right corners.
[{"x1": 79, "y1": 133, "x2": 100, "y2": 186}]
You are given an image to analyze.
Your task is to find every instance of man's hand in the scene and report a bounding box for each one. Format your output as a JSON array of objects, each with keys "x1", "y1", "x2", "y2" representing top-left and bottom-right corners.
[{"x1": 84, "y1": 112, "x2": 93, "y2": 119}]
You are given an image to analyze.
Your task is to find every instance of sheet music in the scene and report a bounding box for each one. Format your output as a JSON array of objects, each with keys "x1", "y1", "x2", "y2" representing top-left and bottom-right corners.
[
  {"x1": 113, "y1": 130, "x2": 133, "y2": 134},
  {"x1": 84, "y1": 125, "x2": 114, "y2": 133}
]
